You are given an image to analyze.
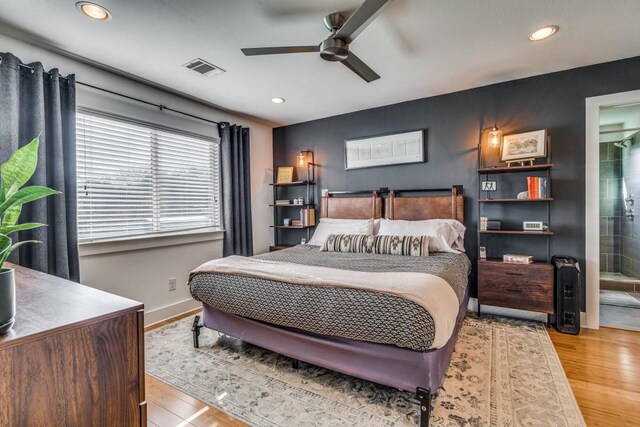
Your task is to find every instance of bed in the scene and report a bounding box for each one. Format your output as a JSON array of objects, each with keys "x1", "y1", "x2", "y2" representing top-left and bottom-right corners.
[{"x1": 189, "y1": 187, "x2": 469, "y2": 427}]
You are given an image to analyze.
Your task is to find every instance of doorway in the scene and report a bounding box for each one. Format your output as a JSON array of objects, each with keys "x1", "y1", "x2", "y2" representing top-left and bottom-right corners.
[
  {"x1": 598, "y1": 104, "x2": 640, "y2": 331},
  {"x1": 586, "y1": 89, "x2": 640, "y2": 330}
]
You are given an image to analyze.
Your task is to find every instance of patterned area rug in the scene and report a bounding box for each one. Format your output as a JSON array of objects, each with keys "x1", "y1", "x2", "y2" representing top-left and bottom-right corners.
[{"x1": 145, "y1": 315, "x2": 585, "y2": 426}]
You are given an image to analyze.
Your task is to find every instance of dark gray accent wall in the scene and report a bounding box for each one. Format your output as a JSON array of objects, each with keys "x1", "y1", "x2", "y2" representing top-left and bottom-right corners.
[{"x1": 273, "y1": 56, "x2": 640, "y2": 297}]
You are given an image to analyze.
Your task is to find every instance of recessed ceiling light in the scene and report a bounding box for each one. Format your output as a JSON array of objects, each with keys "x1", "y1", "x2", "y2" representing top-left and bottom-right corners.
[
  {"x1": 529, "y1": 25, "x2": 559, "y2": 41},
  {"x1": 76, "y1": 2, "x2": 112, "y2": 21},
  {"x1": 271, "y1": 97, "x2": 285, "y2": 104}
]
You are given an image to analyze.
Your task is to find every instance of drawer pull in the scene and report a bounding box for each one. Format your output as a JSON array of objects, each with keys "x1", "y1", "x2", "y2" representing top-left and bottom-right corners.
[
  {"x1": 506, "y1": 288, "x2": 523, "y2": 292},
  {"x1": 505, "y1": 272, "x2": 523, "y2": 276}
]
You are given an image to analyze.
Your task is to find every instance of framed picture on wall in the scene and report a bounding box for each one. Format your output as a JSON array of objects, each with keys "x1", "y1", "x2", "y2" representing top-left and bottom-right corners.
[
  {"x1": 344, "y1": 130, "x2": 425, "y2": 170},
  {"x1": 500, "y1": 129, "x2": 547, "y2": 162}
]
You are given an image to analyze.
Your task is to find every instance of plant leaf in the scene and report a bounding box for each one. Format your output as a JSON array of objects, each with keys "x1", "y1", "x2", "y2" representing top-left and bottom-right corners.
[
  {"x1": 0, "y1": 239, "x2": 39, "y2": 269},
  {"x1": 0, "y1": 234, "x2": 11, "y2": 255},
  {"x1": 0, "y1": 185, "x2": 60, "y2": 217},
  {"x1": 0, "y1": 137, "x2": 40, "y2": 200},
  {"x1": 1, "y1": 205, "x2": 21, "y2": 228},
  {"x1": 0, "y1": 222, "x2": 46, "y2": 235}
]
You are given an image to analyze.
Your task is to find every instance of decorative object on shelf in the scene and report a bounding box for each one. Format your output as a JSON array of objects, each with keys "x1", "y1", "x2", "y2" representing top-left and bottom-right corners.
[
  {"x1": 283, "y1": 218, "x2": 292, "y2": 226},
  {"x1": 523, "y1": 221, "x2": 547, "y2": 231},
  {"x1": 0, "y1": 137, "x2": 60, "y2": 334},
  {"x1": 480, "y1": 216, "x2": 488, "y2": 231},
  {"x1": 503, "y1": 254, "x2": 534, "y2": 264},
  {"x1": 517, "y1": 191, "x2": 529, "y2": 199},
  {"x1": 344, "y1": 130, "x2": 424, "y2": 170},
  {"x1": 487, "y1": 220, "x2": 502, "y2": 230},
  {"x1": 501, "y1": 129, "x2": 547, "y2": 165},
  {"x1": 296, "y1": 197, "x2": 305, "y2": 205},
  {"x1": 276, "y1": 166, "x2": 295, "y2": 184},
  {"x1": 301, "y1": 238, "x2": 307, "y2": 245},
  {"x1": 291, "y1": 220, "x2": 302, "y2": 227},
  {"x1": 478, "y1": 124, "x2": 503, "y2": 168},
  {"x1": 300, "y1": 208, "x2": 316, "y2": 226},
  {"x1": 481, "y1": 181, "x2": 497, "y2": 191},
  {"x1": 527, "y1": 176, "x2": 549, "y2": 199},
  {"x1": 479, "y1": 246, "x2": 487, "y2": 260}
]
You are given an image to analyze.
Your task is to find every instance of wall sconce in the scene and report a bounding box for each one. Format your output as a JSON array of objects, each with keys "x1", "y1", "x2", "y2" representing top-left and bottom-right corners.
[
  {"x1": 297, "y1": 150, "x2": 317, "y2": 182},
  {"x1": 489, "y1": 124, "x2": 502, "y2": 148},
  {"x1": 478, "y1": 124, "x2": 503, "y2": 168}
]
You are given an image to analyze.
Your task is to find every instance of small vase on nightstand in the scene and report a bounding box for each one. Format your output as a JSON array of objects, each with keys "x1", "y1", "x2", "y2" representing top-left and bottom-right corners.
[{"x1": 0, "y1": 268, "x2": 16, "y2": 334}]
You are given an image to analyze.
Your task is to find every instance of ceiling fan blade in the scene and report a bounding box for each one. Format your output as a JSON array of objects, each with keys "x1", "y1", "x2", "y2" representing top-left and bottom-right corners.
[
  {"x1": 333, "y1": 0, "x2": 394, "y2": 43},
  {"x1": 341, "y1": 52, "x2": 380, "y2": 82},
  {"x1": 241, "y1": 46, "x2": 319, "y2": 56}
]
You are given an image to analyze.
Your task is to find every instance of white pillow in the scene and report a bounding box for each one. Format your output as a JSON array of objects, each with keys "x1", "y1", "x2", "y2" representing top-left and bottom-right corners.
[
  {"x1": 377, "y1": 219, "x2": 466, "y2": 253},
  {"x1": 424, "y1": 219, "x2": 466, "y2": 251},
  {"x1": 308, "y1": 218, "x2": 374, "y2": 246}
]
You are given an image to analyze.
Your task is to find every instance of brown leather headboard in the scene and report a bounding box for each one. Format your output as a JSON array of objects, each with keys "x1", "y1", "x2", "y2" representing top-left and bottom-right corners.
[
  {"x1": 320, "y1": 191, "x2": 383, "y2": 219},
  {"x1": 385, "y1": 188, "x2": 464, "y2": 222}
]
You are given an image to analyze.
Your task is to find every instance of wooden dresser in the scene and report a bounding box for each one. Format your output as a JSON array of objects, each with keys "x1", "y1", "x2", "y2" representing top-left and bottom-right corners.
[
  {"x1": 0, "y1": 264, "x2": 146, "y2": 426},
  {"x1": 478, "y1": 259, "x2": 554, "y2": 314}
]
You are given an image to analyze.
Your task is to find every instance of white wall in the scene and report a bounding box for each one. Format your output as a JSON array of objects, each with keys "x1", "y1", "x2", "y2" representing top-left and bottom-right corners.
[{"x1": 0, "y1": 34, "x2": 274, "y2": 324}]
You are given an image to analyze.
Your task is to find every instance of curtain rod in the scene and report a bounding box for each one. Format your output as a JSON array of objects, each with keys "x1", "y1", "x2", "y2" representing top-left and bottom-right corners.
[{"x1": 15, "y1": 62, "x2": 220, "y2": 126}]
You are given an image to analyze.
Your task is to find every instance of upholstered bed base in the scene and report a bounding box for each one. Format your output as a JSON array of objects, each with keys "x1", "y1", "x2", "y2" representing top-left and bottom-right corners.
[{"x1": 201, "y1": 286, "x2": 469, "y2": 393}]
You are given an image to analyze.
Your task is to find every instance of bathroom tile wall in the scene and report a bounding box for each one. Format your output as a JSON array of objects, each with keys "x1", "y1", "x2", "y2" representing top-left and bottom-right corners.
[
  {"x1": 621, "y1": 132, "x2": 640, "y2": 278},
  {"x1": 600, "y1": 142, "x2": 623, "y2": 272}
]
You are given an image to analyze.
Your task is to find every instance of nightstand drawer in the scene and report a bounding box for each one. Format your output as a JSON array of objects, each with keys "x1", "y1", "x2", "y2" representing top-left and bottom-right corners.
[{"x1": 478, "y1": 261, "x2": 554, "y2": 313}]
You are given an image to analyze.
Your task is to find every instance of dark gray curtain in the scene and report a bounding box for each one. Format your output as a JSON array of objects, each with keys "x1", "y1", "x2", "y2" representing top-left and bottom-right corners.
[
  {"x1": 219, "y1": 122, "x2": 253, "y2": 256},
  {"x1": 0, "y1": 52, "x2": 79, "y2": 282}
]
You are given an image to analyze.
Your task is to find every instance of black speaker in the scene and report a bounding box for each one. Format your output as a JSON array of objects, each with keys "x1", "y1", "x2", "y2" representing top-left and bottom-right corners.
[{"x1": 551, "y1": 256, "x2": 581, "y2": 334}]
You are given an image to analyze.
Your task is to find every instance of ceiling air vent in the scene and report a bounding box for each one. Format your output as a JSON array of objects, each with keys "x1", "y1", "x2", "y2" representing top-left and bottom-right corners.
[{"x1": 182, "y1": 58, "x2": 226, "y2": 77}]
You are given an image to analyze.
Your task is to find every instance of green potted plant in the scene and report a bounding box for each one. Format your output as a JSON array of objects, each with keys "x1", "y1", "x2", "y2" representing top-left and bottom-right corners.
[{"x1": 0, "y1": 137, "x2": 60, "y2": 334}]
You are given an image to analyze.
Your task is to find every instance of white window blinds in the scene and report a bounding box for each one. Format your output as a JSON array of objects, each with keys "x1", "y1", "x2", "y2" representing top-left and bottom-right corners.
[{"x1": 76, "y1": 111, "x2": 221, "y2": 242}]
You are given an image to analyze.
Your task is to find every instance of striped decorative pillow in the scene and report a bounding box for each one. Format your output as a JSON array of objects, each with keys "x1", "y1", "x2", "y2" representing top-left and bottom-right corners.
[
  {"x1": 321, "y1": 234, "x2": 430, "y2": 256},
  {"x1": 321, "y1": 233, "x2": 376, "y2": 253},
  {"x1": 373, "y1": 234, "x2": 430, "y2": 256}
]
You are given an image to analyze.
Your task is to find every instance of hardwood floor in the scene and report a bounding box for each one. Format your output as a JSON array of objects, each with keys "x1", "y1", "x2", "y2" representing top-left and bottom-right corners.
[
  {"x1": 145, "y1": 312, "x2": 639, "y2": 426},
  {"x1": 547, "y1": 326, "x2": 640, "y2": 427}
]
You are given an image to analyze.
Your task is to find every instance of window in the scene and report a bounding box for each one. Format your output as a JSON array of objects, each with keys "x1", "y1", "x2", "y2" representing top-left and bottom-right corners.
[{"x1": 76, "y1": 111, "x2": 221, "y2": 242}]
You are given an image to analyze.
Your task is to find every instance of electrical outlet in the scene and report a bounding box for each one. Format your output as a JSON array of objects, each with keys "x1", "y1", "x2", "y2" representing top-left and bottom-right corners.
[{"x1": 168, "y1": 277, "x2": 177, "y2": 291}]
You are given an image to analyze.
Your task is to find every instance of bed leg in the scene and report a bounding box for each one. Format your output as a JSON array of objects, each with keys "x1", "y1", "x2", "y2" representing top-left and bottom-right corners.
[
  {"x1": 292, "y1": 359, "x2": 299, "y2": 369},
  {"x1": 192, "y1": 315, "x2": 203, "y2": 348},
  {"x1": 416, "y1": 387, "x2": 431, "y2": 427}
]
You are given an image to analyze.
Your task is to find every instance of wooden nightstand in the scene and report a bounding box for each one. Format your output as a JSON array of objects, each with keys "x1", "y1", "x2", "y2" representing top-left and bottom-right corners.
[{"x1": 478, "y1": 259, "x2": 554, "y2": 315}]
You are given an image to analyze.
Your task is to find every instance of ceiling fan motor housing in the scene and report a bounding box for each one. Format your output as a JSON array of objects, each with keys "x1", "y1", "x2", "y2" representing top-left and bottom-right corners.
[{"x1": 321, "y1": 38, "x2": 349, "y2": 61}]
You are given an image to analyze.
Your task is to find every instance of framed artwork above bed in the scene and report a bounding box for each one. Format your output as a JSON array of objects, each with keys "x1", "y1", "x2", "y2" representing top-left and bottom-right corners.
[{"x1": 344, "y1": 130, "x2": 425, "y2": 170}]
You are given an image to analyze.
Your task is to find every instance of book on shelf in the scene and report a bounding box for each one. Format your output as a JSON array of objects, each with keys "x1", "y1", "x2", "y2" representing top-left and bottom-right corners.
[
  {"x1": 300, "y1": 208, "x2": 316, "y2": 226},
  {"x1": 526, "y1": 177, "x2": 549, "y2": 199},
  {"x1": 291, "y1": 220, "x2": 302, "y2": 226},
  {"x1": 503, "y1": 254, "x2": 533, "y2": 264},
  {"x1": 275, "y1": 199, "x2": 291, "y2": 205}
]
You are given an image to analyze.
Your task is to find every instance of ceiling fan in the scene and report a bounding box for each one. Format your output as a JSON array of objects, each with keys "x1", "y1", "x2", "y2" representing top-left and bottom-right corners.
[{"x1": 241, "y1": 0, "x2": 394, "y2": 82}]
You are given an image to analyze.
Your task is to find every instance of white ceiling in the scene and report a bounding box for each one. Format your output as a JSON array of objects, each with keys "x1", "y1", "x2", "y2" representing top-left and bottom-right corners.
[{"x1": 1, "y1": 0, "x2": 640, "y2": 126}]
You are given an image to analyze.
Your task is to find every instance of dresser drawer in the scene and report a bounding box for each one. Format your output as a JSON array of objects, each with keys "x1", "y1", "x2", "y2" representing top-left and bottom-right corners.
[{"x1": 478, "y1": 261, "x2": 554, "y2": 313}]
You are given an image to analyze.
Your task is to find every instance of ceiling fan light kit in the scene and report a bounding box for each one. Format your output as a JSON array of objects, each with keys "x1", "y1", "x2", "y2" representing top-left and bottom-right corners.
[{"x1": 241, "y1": 0, "x2": 394, "y2": 82}]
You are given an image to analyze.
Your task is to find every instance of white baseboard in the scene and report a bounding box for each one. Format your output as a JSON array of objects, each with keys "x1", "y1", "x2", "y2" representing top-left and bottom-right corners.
[
  {"x1": 468, "y1": 297, "x2": 547, "y2": 322},
  {"x1": 144, "y1": 298, "x2": 202, "y2": 327}
]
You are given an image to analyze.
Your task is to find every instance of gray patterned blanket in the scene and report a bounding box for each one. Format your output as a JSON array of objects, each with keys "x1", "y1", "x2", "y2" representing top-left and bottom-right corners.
[{"x1": 190, "y1": 245, "x2": 470, "y2": 351}]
